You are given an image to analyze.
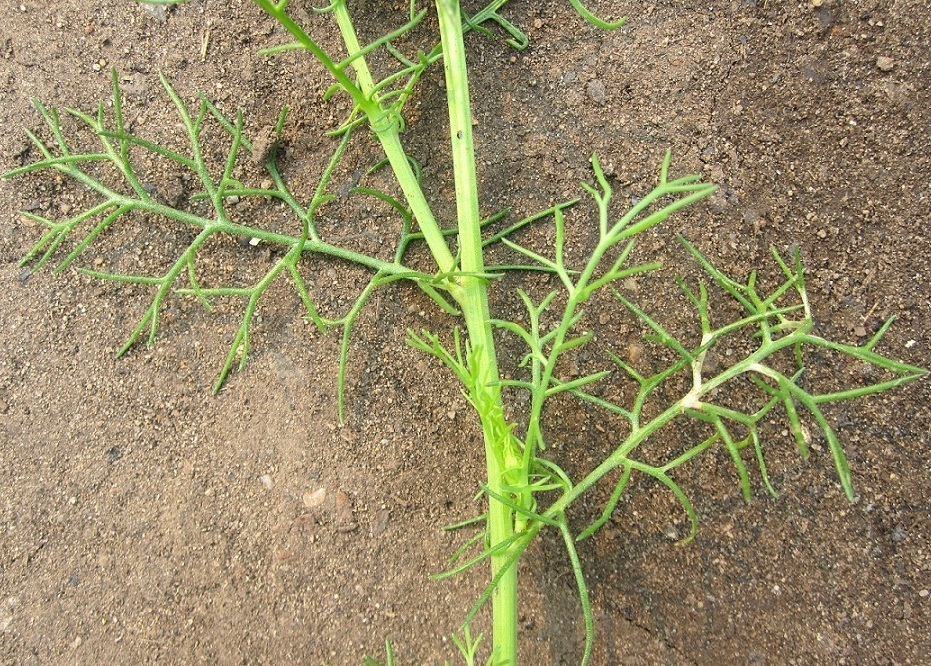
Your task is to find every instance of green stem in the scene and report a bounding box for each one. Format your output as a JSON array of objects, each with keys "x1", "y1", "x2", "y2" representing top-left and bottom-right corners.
[
  {"x1": 437, "y1": 2, "x2": 518, "y2": 663},
  {"x1": 330, "y1": 0, "x2": 457, "y2": 276},
  {"x1": 253, "y1": 0, "x2": 457, "y2": 275}
]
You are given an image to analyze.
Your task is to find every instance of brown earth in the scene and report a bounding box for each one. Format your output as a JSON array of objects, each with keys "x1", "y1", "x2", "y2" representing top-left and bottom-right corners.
[{"x1": 1, "y1": 1, "x2": 929, "y2": 665}]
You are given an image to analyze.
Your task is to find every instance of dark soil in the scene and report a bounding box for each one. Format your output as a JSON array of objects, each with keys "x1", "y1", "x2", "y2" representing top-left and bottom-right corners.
[{"x1": 1, "y1": 1, "x2": 929, "y2": 665}]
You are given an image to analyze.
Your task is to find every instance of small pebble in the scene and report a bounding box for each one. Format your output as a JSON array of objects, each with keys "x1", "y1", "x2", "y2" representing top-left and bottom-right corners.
[
  {"x1": 586, "y1": 79, "x2": 606, "y2": 104},
  {"x1": 303, "y1": 487, "x2": 327, "y2": 508},
  {"x1": 140, "y1": 4, "x2": 167, "y2": 21},
  {"x1": 181, "y1": 460, "x2": 195, "y2": 477},
  {"x1": 334, "y1": 491, "x2": 351, "y2": 510},
  {"x1": 372, "y1": 508, "x2": 391, "y2": 536},
  {"x1": 876, "y1": 56, "x2": 895, "y2": 72},
  {"x1": 919, "y1": 589, "x2": 929, "y2": 598},
  {"x1": 891, "y1": 524, "x2": 907, "y2": 543},
  {"x1": 333, "y1": 491, "x2": 357, "y2": 532},
  {"x1": 259, "y1": 474, "x2": 273, "y2": 490}
]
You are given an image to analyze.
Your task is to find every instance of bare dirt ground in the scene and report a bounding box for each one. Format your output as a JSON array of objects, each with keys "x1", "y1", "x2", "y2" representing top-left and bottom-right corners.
[{"x1": 1, "y1": 1, "x2": 929, "y2": 664}]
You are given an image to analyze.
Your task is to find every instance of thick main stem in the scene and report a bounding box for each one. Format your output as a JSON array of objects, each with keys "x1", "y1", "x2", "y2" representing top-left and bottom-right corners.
[
  {"x1": 267, "y1": 0, "x2": 521, "y2": 657},
  {"x1": 437, "y1": 1, "x2": 518, "y2": 663}
]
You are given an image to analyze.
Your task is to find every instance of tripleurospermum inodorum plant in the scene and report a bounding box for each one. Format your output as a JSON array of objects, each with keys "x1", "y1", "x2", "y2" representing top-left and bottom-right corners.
[{"x1": 5, "y1": 1, "x2": 925, "y2": 664}]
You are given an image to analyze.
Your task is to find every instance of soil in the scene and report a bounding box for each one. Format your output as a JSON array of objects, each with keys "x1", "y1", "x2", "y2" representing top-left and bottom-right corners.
[{"x1": 1, "y1": 1, "x2": 929, "y2": 665}]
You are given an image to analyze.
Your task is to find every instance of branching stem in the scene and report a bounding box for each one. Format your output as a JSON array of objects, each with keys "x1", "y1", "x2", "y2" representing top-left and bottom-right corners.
[{"x1": 436, "y1": 2, "x2": 520, "y2": 662}]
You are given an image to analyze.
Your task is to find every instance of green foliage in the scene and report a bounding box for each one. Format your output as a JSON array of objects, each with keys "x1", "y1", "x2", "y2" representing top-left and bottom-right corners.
[{"x1": 5, "y1": 1, "x2": 925, "y2": 665}]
